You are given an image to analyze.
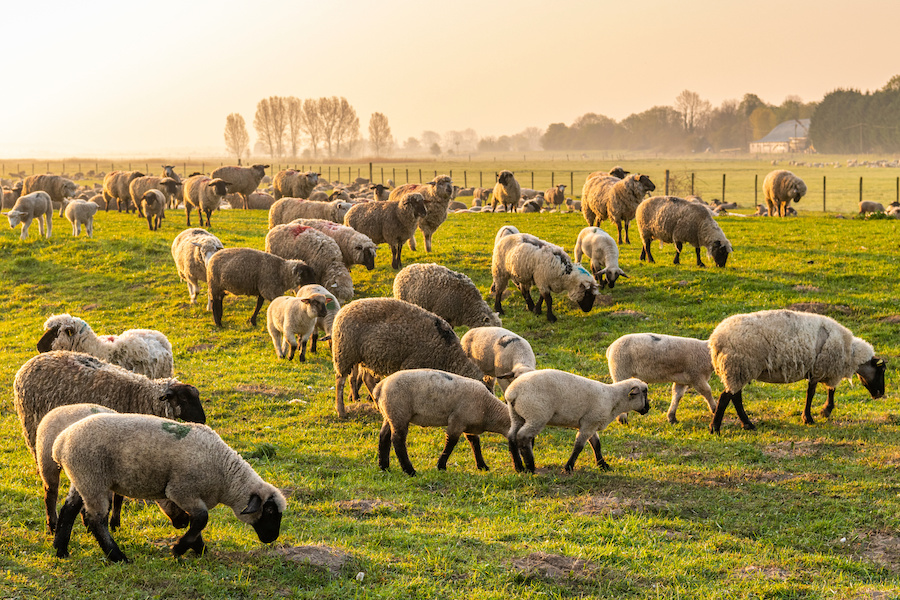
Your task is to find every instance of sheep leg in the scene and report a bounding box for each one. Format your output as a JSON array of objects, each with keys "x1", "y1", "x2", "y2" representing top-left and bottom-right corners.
[
  {"x1": 203, "y1": 209, "x2": 212, "y2": 228},
  {"x1": 407, "y1": 232, "x2": 417, "y2": 251},
  {"x1": 423, "y1": 230, "x2": 433, "y2": 253},
  {"x1": 249, "y1": 295, "x2": 265, "y2": 327},
  {"x1": 615, "y1": 219, "x2": 624, "y2": 244},
  {"x1": 542, "y1": 293, "x2": 557, "y2": 323},
  {"x1": 109, "y1": 493, "x2": 124, "y2": 532},
  {"x1": 507, "y1": 417, "x2": 525, "y2": 472},
  {"x1": 518, "y1": 284, "x2": 536, "y2": 312},
  {"x1": 390, "y1": 243, "x2": 402, "y2": 270},
  {"x1": 710, "y1": 391, "x2": 734, "y2": 434},
  {"x1": 802, "y1": 379, "x2": 819, "y2": 424},
  {"x1": 492, "y1": 277, "x2": 508, "y2": 315},
  {"x1": 310, "y1": 332, "x2": 318, "y2": 353},
  {"x1": 515, "y1": 430, "x2": 538, "y2": 473},
  {"x1": 172, "y1": 509, "x2": 208, "y2": 557},
  {"x1": 53, "y1": 488, "x2": 83, "y2": 558},
  {"x1": 695, "y1": 379, "x2": 717, "y2": 416},
  {"x1": 622, "y1": 220, "x2": 631, "y2": 244},
  {"x1": 436, "y1": 432, "x2": 461, "y2": 470},
  {"x1": 350, "y1": 365, "x2": 362, "y2": 402},
  {"x1": 731, "y1": 391, "x2": 755, "y2": 430},
  {"x1": 378, "y1": 421, "x2": 392, "y2": 470},
  {"x1": 821, "y1": 388, "x2": 836, "y2": 418},
  {"x1": 157, "y1": 499, "x2": 190, "y2": 529},
  {"x1": 667, "y1": 383, "x2": 689, "y2": 424},
  {"x1": 297, "y1": 339, "x2": 308, "y2": 362},
  {"x1": 85, "y1": 510, "x2": 128, "y2": 563},
  {"x1": 694, "y1": 246, "x2": 706, "y2": 267},
  {"x1": 587, "y1": 433, "x2": 610, "y2": 471},
  {"x1": 287, "y1": 343, "x2": 297, "y2": 361},
  {"x1": 391, "y1": 429, "x2": 416, "y2": 476},
  {"x1": 212, "y1": 294, "x2": 224, "y2": 327},
  {"x1": 564, "y1": 430, "x2": 593, "y2": 472},
  {"x1": 672, "y1": 242, "x2": 683, "y2": 264},
  {"x1": 641, "y1": 235, "x2": 655, "y2": 263},
  {"x1": 185, "y1": 205, "x2": 192, "y2": 227},
  {"x1": 335, "y1": 374, "x2": 348, "y2": 418},
  {"x1": 464, "y1": 433, "x2": 489, "y2": 471}
]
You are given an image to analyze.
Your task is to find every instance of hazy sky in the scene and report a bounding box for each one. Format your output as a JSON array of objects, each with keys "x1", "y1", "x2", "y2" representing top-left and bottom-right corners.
[{"x1": 2, "y1": 0, "x2": 897, "y2": 157}]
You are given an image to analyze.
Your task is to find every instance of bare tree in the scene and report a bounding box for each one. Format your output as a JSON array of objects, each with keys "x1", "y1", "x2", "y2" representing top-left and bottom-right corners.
[
  {"x1": 284, "y1": 96, "x2": 303, "y2": 158},
  {"x1": 319, "y1": 96, "x2": 359, "y2": 157},
  {"x1": 223, "y1": 113, "x2": 250, "y2": 162},
  {"x1": 318, "y1": 97, "x2": 339, "y2": 157},
  {"x1": 299, "y1": 99, "x2": 323, "y2": 157},
  {"x1": 674, "y1": 90, "x2": 711, "y2": 134},
  {"x1": 368, "y1": 112, "x2": 393, "y2": 156},
  {"x1": 253, "y1": 97, "x2": 287, "y2": 158}
]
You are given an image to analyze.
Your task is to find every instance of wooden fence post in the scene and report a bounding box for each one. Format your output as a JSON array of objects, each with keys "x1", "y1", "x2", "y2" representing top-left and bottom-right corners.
[
  {"x1": 570, "y1": 172, "x2": 574, "y2": 195},
  {"x1": 722, "y1": 173, "x2": 726, "y2": 202},
  {"x1": 464, "y1": 171, "x2": 467, "y2": 187},
  {"x1": 691, "y1": 173, "x2": 695, "y2": 196},
  {"x1": 665, "y1": 170, "x2": 670, "y2": 195},
  {"x1": 480, "y1": 172, "x2": 483, "y2": 188},
  {"x1": 823, "y1": 175, "x2": 827, "y2": 212},
  {"x1": 531, "y1": 172, "x2": 534, "y2": 189},
  {"x1": 419, "y1": 169, "x2": 422, "y2": 183},
  {"x1": 859, "y1": 176, "x2": 863, "y2": 203},
  {"x1": 754, "y1": 174, "x2": 758, "y2": 205},
  {"x1": 551, "y1": 172, "x2": 555, "y2": 187}
]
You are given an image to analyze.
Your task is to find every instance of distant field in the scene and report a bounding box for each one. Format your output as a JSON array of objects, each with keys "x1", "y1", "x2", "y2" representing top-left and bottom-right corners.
[{"x1": 0, "y1": 201, "x2": 898, "y2": 598}]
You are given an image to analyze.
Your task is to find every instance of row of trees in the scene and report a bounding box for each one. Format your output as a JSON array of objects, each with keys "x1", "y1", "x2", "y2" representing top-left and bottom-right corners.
[{"x1": 809, "y1": 77, "x2": 900, "y2": 153}]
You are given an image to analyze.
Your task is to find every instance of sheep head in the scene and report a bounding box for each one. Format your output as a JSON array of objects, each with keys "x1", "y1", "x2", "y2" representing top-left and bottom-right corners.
[
  {"x1": 403, "y1": 193, "x2": 428, "y2": 217},
  {"x1": 497, "y1": 171, "x2": 514, "y2": 186},
  {"x1": 239, "y1": 493, "x2": 285, "y2": 544},
  {"x1": 856, "y1": 357, "x2": 886, "y2": 399},
  {"x1": 707, "y1": 240, "x2": 732, "y2": 268},
  {"x1": 161, "y1": 383, "x2": 206, "y2": 424},
  {"x1": 597, "y1": 266, "x2": 628, "y2": 289},
  {"x1": 208, "y1": 178, "x2": 229, "y2": 196}
]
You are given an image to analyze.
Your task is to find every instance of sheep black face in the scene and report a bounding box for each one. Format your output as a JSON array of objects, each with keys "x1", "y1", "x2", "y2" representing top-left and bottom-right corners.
[
  {"x1": 498, "y1": 172, "x2": 512, "y2": 186},
  {"x1": 163, "y1": 383, "x2": 206, "y2": 424},
  {"x1": 638, "y1": 174, "x2": 656, "y2": 193},
  {"x1": 709, "y1": 241, "x2": 730, "y2": 267},
  {"x1": 360, "y1": 246, "x2": 376, "y2": 270},
  {"x1": 292, "y1": 262, "x2": 317, "y2": 287},
  {"x1": 857, "y1": 357, "x2": 886, "y2": 399},
  {"x1": 209, "y1": 179, "x2": 229, "y2": 197},
  {"x1": 37, "y1": 325, "x2": 63, "y2": 352},
  {"x1": 241, "y1": 494, "x2": 283, "y2": 544},
  {"x1": 631, "y1": 385, "x2": 651, "y2": 415}
]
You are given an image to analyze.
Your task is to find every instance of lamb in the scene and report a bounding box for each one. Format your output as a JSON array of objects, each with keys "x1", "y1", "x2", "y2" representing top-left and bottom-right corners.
[
  {"x1": 859, "y1": 200, "x2": 884, "y2": 215},
  {"x1": 491, "y1": 170, "x2": 521, "y2": 213},
  {"x1": 171, "y1": 228, "x2": 224, "y2": 308},
  {"x1": 343, "y1": 193, "x2": 427, "y2": 269},
  {"x1": 296, "y1": 284, "x2": 340, "y2": 354},
  {"x1": 393, "y1": 262, "x2": 501, "y2": 329},
  {"x1": 606, "y1": 333, "x2": 716, "y2": 424},
  {"x1": 13, "y1": 350, "x2": 205, "y2": 456},
  {"x1": 388, "y1": 175, "x2": 454, "y2": 252},
  {"x1": 211, "y1": 164, "x2": 269, "y2": 209},
  {"x1": 494, "y1": 225, "x2": 520, "y2": 246},
  {"x1": 581, "y1": 173, "x2": 656, "y2": 244},
  {"x1": 3, "y1": 191, "x2": 53, "y2": 239},
  {"x1": 140, "y1": 189, "x2": 165, "y2": 231},
  {"x1": 635, "y1": 195, "x2": 733, "y2": 267},
  {"x1": 21, "y1": 174, "x2": 77, "y2": 209},
  {"x1": 518, "y1": 197, "x2": 544, "y2": 213},
  {"x1": 491, "y1": 232, "x2": 598, "y2": 323},
  {"x1": 288, "y1": 218, "x2": 377, "y2": 270},
  {"x1": 102, "y1": 170, "x2": 145, "y2": 212},
  {"x1": 708, "y1": 309, "x2": 886, "y2": 433},
  {"x1": 182, "y1": 175, "x2": 229, "y2": 227},
  {"x1": 573, "y1": 226, "x2": 628, "y2": 289},
  {"x1": 38, "y1": 313, "x2": 174, "y2": 379},
  {"x1": 506, "y1": 370, "x2": 650, "y2": 473},
  {"x1": 330, "y1": 298, "x2": 486, "y2": 418},
  {"x1": 460, "y1": 326, "x2": 536, "y2": 392},
  {"x1": 59, "y1": 198, "x2": 99, "y2": 237},
  {"x1": 545, "y1": 184, "x2": 567, "y2": 209},
  {"x1": 265, "y1": 223, "x2": 354, "y2": 302},
  {"x1": 265, "y1": 291, "x2": 328, "y2": 361},
  {"x1": 206, "y1": 247, "x2": 317, "y2": 327},
  {"x1": 763, "y1": 170, "x2": 807, "y2": 217},
  {"x1": 129, "y1": 175, "x2": 179, "y2": 217},
  {"x1": 370, "y1": 183, "x2": 391, "y2": 202},
  {"x1": 273, "y1": 169, "x2": 319, "y2": 200},
  {"x1": 268, "y1": 198, "x2": 353, "y2": 226},
  {"x1": 474, "y1": 187, "x2": 491, "y2": 206},
  {"x1": 51, "y1": 413, "x2": 285, "y2": 563},
  {"x1": 373, "y1": 369, "x2": 514, "y2": 475}
]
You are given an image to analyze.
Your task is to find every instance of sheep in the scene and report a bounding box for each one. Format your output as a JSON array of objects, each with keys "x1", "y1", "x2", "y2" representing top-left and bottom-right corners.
[
  {"x1": 13, "y1": 351, "x2": 205, "y2": 456},
  {"x1": 763, "y1": 170, "x2": 807, "y2": 217},
  {"x1": 21, "y1": 174, "x2": 77, "y2": 210},
  {"x1": 273, "y1": 169, "x2": 319, "y2": 200},
  {"x1": 887, "y1": 205, "x2": 900, "y2": 219},
  {"x1": 460, "y1": 326, "x2": 536, "y2": 392},
  {"x1": 245, "y1": 191, "x2": 276, "y2": 210},
  {"x1": 373, "y1": 369, "x2": 513, "y2": 475},
  {"x1": 51, "y1": 412, "x2": 285, "y2": 563},
  {"x1": 129, "y1": 175, "x2": 179, "y2": 217},
  {"x1": 708, "y1": 309, "x2": 886, "y2": 433},
  {"x1": 392, "y1": 262, "x2": 501, "y2": 329},
  {"x1": 573, "y1": 226, "x2": 628, "y2": 289},
  {"x1": 2, "y1": 181, "x2": 23, "y2": 209},
  {"x1": 59, "y1": 198, "x2": 99, "y2": 237},
  {"x1": 491, "y1": 232, "x2": 598, "y2": 323},
  {"x1": 491, "y1": 170, "x2": 521, "y2": 213},
  {"x1": 752, "y1": 204, "x2": 769, "y2": 217},
  {"x1": 370, "y1": 183, "x2": 391, "y2": 202},
  {"x1": 265, "y1": 223, "x2": 354, "y2": 303},
  {"x1": 211, "y1": 164, "x2": 269, "y2": 209},
  {"x1": 38, "y1": 313, "x2": 174, "y2": 379},
  {"x1": 3, "y1": 191, "x2": 53, "y2": 239},
  {"x1": 545, "y1": 184, "x2": 567, "y2": 209},
  {"x1": 636, "y1": 195, "x2": 733, "y2": 267},
  {"x1": 494, "y1": 225, "x2": 520, "y2": 246},
  {"x1": 329, "y1": 188, "x2": 351, "y2": 202},
  {"x1": 206, "y1": 247, "x2": 317, "y2": 327},
  {"x1": 388, "y1": 175, "x2": 454, "y2": 252},
  {"x1": 183, "y1": 175, "x2": 229, "y2": 228},
  {"x1": 343, "y1": 193, "x2": 427, "y2": 269},
  {"x1": 140, "y1": 189, "x2": 166, "y2": 231},
  {"x1": 287, "y1": 218, "x2": 377, "y2": 270},
  {"x1": 606, "y1": 333, "x2": 716, "y2": 424},
  {"x1": 518, "y1": 197, "x2": 544, "y2": 213},
  {"x1": 268, "y1": 198, "x2": 353, "y2": 227},
  {"x1": 330, "y1": 297, "x2": 486, "y2": 418},
  {"x1": 171, "y1": 228, "x2": 224, "y2": 309},
  {"x1": 581, "y1": 173, "x2": 656, "y2": 244},
  {"x1": 506, "y1": 370, "x2": 650, "y2": 473},
  {"x1": 266, "y1": 291, "x2": 328, "y2": 361},
  {"x1": 102, "y1": 170, "x2": 145, "y2": 212},
  {"x1": 859, "y1": 200, "x2": 884, "y2": 215},
  {"x1": 308, "y1": 190, "x2": 330, "y2": 202},
  {"x1": 296, "y1": 284, "x2": 340, "y2": 354}
]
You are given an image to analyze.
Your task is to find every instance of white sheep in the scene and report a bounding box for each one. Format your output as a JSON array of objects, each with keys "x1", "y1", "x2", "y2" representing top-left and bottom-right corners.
[
  {"x1": 581, "y1": 173, "x2": 656, "y2": 244},
  {"x1": 708, "y1": 309, "x2": 886, "y2": 433},
  {"x1": 38, "y1": 314, "x2": 174, "y2": 379},
  {"x1": 268, "y1": 198, "x2": 353, "y2": 227},
  {"x1": 545, "y1": 185, "x2": 567, "y2": 209},
  {"x1": 266, "y1": 291, "x2": 328, "y2": 361},
  {"x1": 763, "y1": 170, "x2": 807, "y2": 217},
  {"x1": 287, "y1": 218, "x2": 377, "y2": 270},
  {"x1": 387, "y1": 175, "x2": 454, "y2": 252},
  {"x1": 273, "y1": 169, "x2": 318, "y2": 200},
  {"x1": 343, "y1": 193, "x2": 428, "y2": 270},
  {"x1": 211, "y1": 164, "x2": 269, "y2": 209},
  {"x1": 22, "y1": 174, "x2": 77, "y2": 210},
  {"x1": 460, "y1": 326, "x2": 536, "y2": 392},
  {"x1": 102, "y1": 170, "x2": 145, "y2": 212},
  {"x1": 573, "y1": 226, "x2": 628, "y2": 289},
  {"x1": 265, "y1": 223, "x2": 354, "y2": 303},
  {"x1": 51, "y1": 413, "x2": 286, "y2": 563},
  {"x1": 506, "y1": 369, "x2": 650, "y2": 473},
  {"x1": 635, "y1": 195, "x2": 733, "y2": 267},
  {"x1": 295, "y1": 284, "x2": 341, "y2": 354},
  {"x1": 183, "y1": 175, "x2": 229, "y2": 227},
  {"x1": 60, "y1": 198, "x2": 98, "y2": 238},
  {"x1": 606, "y1": 333, "x2": 716, "y2": 424},
  {"x1": 491, "y1": 170, "x2": 521, "y2": 213},
  {"x1": 494, "y1": 225, "x2": 520, "y2": 246},
  {"x1": 859, "y1": 200, "x2": 884, "y2": 215},
  {"x1": 171, "y1": 228, "x2": 224, "y2": 309},
  {"x1": 3, "y1": 191, "x2": 53, "y2": 239}
]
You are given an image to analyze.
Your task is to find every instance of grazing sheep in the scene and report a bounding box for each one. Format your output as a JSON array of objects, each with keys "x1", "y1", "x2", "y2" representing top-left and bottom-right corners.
[
  {"x1": 636, "y1": 195, "x2": 733, "y2": 267},
  {"x1": 102, "y1": 170, "x2": 145, "y2": 212},
  {"x1": 266, "y1": 291, "x2": 328, "y2": 361},
  {"x1": 273, "y1": 169, "x2": 319, "y2": 200},
  {"x1": 3, "y1": 191, "x2": 53, "y2": 239},
  {"x1": 288, "y1": 218, "x2": 377, "y2": 270},
  {"x1": 606, "y1": 333, "x2": 716, "y2": 424},
  {"x1": 581, "y1": 173, "x2": 656, "y2": 244},
  {"x1": 388, "y1": 175, "x2": 454, "y2": 252},
  {"x1": 506, "y1": 370, "x2": 650, "y2": 473},
  {"x1": 2, "y1": 181, "x2": 23, "y2": 209},
  {"x1": 22, "y1": 174, "x2": 77, "y2": 210},
  {"x1": 460, "y1": 326, "x2": 536, "y2": 392},
  {"x1": 129, "y1": 176, "x2": 179, "y2": 217},
  {"x1": 296, "y1": 284, "x2": 340, "y2": 354},
  {"x1": 373, "y1": 369, "x2": 513, "y2": 475},
  {"x1": 573, "y1": 227, "x2": 628, "y2": 289},
  {"x1": 491, "y1": 232, "x2": 598, "y2": 323},
  {"x1": 140, "y1": 189, "x2": 166, "y2": 231},
  {"x1": 491, "y1": 170, "x2": 521, "y2": 213},
  {"x1": 343, "y1": 193, "x2": 427, "y2": 269},
  {"x1": 244, "y1": 191, "x2": 276, "y2": 210},
  {"x1": 859, "y1": 200, "x2": 884, "y2": 215},
  {"x1": 265, "y1": 223, "x2": 354, "y2": 302},
  {"x1": 545, "y1": 185, "x2": 567, "y2": 209},
  {"x1": 763, "y1": 170, "x2": 807, "y2": 217},
  {"x1": 307, "y1": 190, "x2": 330, "y2": 202},
  {"x1": 370, "y1": 183, "x2": 391, "y2": 202},
  {"x1": 211, "y1": 164, "x2": 269, "y2": 209},
  {"x1": 183, "y1": 175, "x2": 229, "y2": 228},
  {"x1": 38, "y1": 313, "x2": 174, "y2": 379},
  {"x1": 393, "y1": 263, "x2": 501, "y2": 329},
  {"x1": 51, "y1": 413, "x2": 285, "y2": 563},
  {"x1": 708, "y1": 309, "x2": 886, "y2": 433},
  {"x1": 331, "y1": 298, "x2": 486, "y2": 418},
  {"x1": 161, "y1": 165, "x2": 183, "y2": 208},
  {"x1": 268, "y1": 198, "x2": 352, "y2": 227},
  {"x1": 494, "y1": 225, "x2": 520, "y2": 246},
  {"x1": 206, "y1": 247, "x2": 316, "y2": 327},
  {"x1": 13, "y1": 351, "x2": 205, "y2": 456},
  {"x1": 59, "y1": 198, "x2": 99, "y2": 238},
  {"x1": 171, "y1": 228, "x2": 224, "y2": 309}
]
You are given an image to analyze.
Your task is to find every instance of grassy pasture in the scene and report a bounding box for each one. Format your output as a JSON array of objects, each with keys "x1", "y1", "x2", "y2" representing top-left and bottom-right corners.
[{"x1": 0, "y1": 186, "x2": 899, "y2": 598}]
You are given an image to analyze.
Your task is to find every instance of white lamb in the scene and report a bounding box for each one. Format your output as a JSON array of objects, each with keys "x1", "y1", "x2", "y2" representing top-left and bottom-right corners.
[
  {"x1": 460, "y1": 326, "x2": 536, "y2": 392},
  {"x1": 4, "y1": 191, "x2": 53, "y2": 239},
  {"x1": 265, "y1": 291, "x2": 328, "y2": 362},
  {"x1": 573, "y1": 226, "x2": 628, "y2": 289}
]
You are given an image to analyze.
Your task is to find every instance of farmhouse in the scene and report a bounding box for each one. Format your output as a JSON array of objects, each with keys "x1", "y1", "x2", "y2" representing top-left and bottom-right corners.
[{"x1": 749, "y1": 118, "x2": 811, "y2": 154}]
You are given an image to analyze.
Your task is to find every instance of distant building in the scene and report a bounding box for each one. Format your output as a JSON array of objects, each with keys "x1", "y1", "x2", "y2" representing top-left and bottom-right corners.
[{"x1": 749, "y1": 119, "x2": 812, "y2": 154}]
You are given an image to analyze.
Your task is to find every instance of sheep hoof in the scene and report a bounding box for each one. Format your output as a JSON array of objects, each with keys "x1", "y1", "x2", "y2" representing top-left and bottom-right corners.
[
  {"x1": 106, "y1": 549, "x2": 129, "y2": 563},
  {"x1": 741, "y1": 422, "x2": 757, "y2": 431},
  {"x1": 667, "y1": 414, "x2": 678, "y2": 424},
  {"x1": 597, "y1": 460, "x2": 611, "y2": 471}
]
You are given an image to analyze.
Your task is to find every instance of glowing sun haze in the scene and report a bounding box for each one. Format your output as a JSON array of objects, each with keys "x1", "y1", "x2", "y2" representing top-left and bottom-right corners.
[{"x1": 1, "y1": 0, "x2": 896, "y2": 157}]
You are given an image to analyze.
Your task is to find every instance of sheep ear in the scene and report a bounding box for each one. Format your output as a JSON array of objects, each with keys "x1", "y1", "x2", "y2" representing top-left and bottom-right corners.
[
  {"x1": 299, "y1": 297, "x2": 311, "y2": 305},
  {"x1": 876, "y1": 358, "x2": 886, "y2": 367},
  {"x1": 629, "y1": 386, "x2": 642, "y2": 396},
  {"x1": 241, "y1": 493, "x2": 263, "y2": 514},
  {"x1": 64, "y1": 326, "x2": 76, "y2": 336}
]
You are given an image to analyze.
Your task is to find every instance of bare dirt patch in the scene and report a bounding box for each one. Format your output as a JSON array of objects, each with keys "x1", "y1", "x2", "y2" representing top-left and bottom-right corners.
[
  {"x1": 187, "y1": 343, "x2": 214, "y2": 353},
  {"x1": 786, "y1": 302, "x2": 852, "y2": 315},
  {"x1": 735, "y1": 565, "x2": 790, "y2": 580},
  {"x1": 235, "y1": 383, "x2": 283, "y2": 397},
  {"x1": 593, "y1": 294, "x2": 616, "y2": 307},
  {"x1": 335, "y1": 499, "x2": 398, "y2": 517},
  {"x1": 858, "y1": 532, "x2": 900, "y2": 572},
  {"x1": 510, "y1": 552, "x2": 601, "y2": 580},
  {"x1": 792, "y1": 284, "x2": 821, "y2": 293},
  {"x1": 609, "y1": 310, "x2": 646, "y2": 319},
  {"x1": 762, "y1": 440, "x2": 822, "y2": 459},
  {"x1": 879, "y1": 315, "x2": 900, "y2": 324},
  {"x1": 575, "y1": 492, "x2": 668, "y2": 517},
  {"x1": 271, "y1": 545, "x2": 354, "y2": 575}
]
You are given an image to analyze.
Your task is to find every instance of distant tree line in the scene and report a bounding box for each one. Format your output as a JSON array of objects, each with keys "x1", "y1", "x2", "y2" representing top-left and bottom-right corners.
[{"x1": 809, "y1": 77, "x2": 900, "y2": 153}]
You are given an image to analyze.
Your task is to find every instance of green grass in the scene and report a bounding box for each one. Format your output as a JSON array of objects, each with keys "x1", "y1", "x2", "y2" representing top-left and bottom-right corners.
[{"x1": 1, "y1": 194, "x2": 899, "y2": 598}]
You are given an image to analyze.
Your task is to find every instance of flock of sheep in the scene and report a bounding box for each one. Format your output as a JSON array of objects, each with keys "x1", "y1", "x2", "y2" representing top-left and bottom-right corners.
[{"x1": 5, "y1": 162, "x2": 890, "y2": 564}]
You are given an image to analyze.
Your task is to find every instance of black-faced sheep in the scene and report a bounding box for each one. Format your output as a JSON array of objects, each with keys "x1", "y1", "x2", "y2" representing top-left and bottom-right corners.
[
  {"x1": 211, "y1": 164, "x2": 269, "y2": 209},
  {"x1": 183, "y1": 175, "x2": 229, "y2": 228},
  {"x1": 1, "y1": 181, "x2": 23, "y2": 210},
  {"x1": 129, "y1": 175, "x2": 179, "y2": 218},
  {"x1": 763, "y1": 170, "x2": 807, "y2": 217},
  {"x1": 581, "y1": 173, "x2": 656, "y2": 244},
  {"x1": 491, "y1": 170, "x2": 521, "y2": 213},
  {"x1": 273, "y1": 169, "x2": 319, "y2": 200},
  {"x1": 392, "y1": 262, "x2": 501, "y2": 329},
  {"x1": 388, "y1": 175, "x2": 454, "y2": 252},
  {"x1": 140, "y1": 190, "x2": 165, "y2": 231},
  {"x1": 635, "y1": 195, "x2": 733, "y2": 267},
  {"x1": 3, "y1": 191, "x2": 53, "y2": 239},
  {"x1": 573, "y1": 226, "x2": 627, "y2": 289},
  {"x1": 102, "y1": 170, "x2": 145, "y2": 212},
  {"x1": 265, "y1": 223, "x2": 354, "y2": 303},
  {"x1": 171, "y1": 228, "x2": 224, "y2": 308},
  {"x1": 343, "y1": 193, "x2": 427, "y2": 270}
]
